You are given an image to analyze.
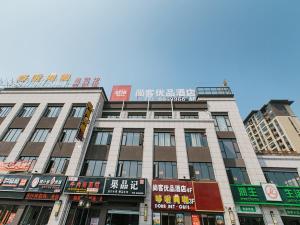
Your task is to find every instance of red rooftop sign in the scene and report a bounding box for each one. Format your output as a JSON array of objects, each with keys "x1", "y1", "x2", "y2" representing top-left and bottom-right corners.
[{"x1": 110, "y1": 85, "x2": 131, "y2": 101}]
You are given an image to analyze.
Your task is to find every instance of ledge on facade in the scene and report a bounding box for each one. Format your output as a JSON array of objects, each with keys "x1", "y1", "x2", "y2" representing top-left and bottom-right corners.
[{"x1": 255, "y1": 150, "x2": 300, "y2": 157}]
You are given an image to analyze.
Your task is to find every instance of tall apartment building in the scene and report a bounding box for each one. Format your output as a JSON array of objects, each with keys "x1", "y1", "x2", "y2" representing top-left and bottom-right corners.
[
  {"x1": 244, "y1": 100, "x2": 300, "y2": 155},
  {"x1": 0, "y1": 86, "x2": 299, "y2": 225}
]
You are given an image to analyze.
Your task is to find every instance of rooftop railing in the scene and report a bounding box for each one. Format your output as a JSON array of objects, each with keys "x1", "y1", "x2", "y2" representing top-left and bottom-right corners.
[{"x1": 196, "y1": 87, "x2": 234, "y2": 97}]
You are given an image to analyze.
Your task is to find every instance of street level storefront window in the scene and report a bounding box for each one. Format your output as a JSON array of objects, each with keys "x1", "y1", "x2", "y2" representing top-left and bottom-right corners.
[
  {"x1": 219, "y1": 139, "x2": 242, "y2": 159},
  {"x1": 226, "y1": 167, "x2": 250, "y2": 184},
  {"x1": 263, "y1": 168, "x2": 300, "y2": 187},
  {"x1": 2, "y1": 128, "x2": 22, "y2": 142},
  {"x1": 19, "y1": 156, "x2": 37, "y2": 172},
  {"x1": 122, "y1": 131, "x2": 143, "y2": 146},
  {"x1": 212, "y1": 114, "x2": 233, "y2": 132},
  {"x1": 45, "y1": 157, "x2": 69, "y2": 174},
  {"x1": 189, "y1": 162, "x2": 215, "y2": 180},
  {"x1": 19, "y1": 206, "x2": 52, "y2": 225},
  {"x1": 185, "y1": 132, "x2": 208, "y2": 147},
  {"x1": 81, "y1": 160, "x2": 106, "y2": 177},
  {"x1": 153, "y1": 162, "x2": 177, "y2": 179},
  {"x1": 91, "y1": 131, "x2": 112, "y2": 145},
  {"x1": 65, "y1": 203, "x2": 101, "y2": 225},
  {"x1": 18, "y1": 106, "x2": 37, "y2": 117},
  {"x1": 43, "y1": 106, "x2": 62, "y2": 118},
  {"x1": 238, "y1": 215, "x2": 265, "y2": 225},
  {"x1": 106, "y1": 210, "x2": 139, "y2": 225},
  {"x1": 116, "y1": 160, "x2": 142, "y2": 178},
  {"x1": 154, "y1": 132, "x2": 175, "y2": 147},
  {"x1": 0, "y1": 106, "x2": 12, "y2": 117},
  {"x1": 0, "y1": 205, "x2": 18, "y2": 224}
]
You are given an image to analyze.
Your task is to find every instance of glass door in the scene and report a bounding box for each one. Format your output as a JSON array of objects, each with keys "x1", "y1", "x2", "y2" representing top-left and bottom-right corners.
[
  {"x1": 0, "y1": 205, "x2": 18, "y2": 225},
  {"x1": 19, "y1": 206, "x2": 52, "y2": 225},
  {"x1": 65, "y1": 204, "x2": 101, "y2": 225},
  {"x1": 282, "y1": 217, "x2": 300, "y2": 225},
  {"x1": 238, "y1": 215, "x2": 265, "y2": 225},
  {"x1": 105, "y1": 210, "x2": 139, "y2": 225}
]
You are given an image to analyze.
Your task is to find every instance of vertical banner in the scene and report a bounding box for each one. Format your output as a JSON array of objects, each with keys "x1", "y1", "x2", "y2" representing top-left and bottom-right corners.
[{"x1": 110, "y1": 85, "x2": 132, "y2": 101}]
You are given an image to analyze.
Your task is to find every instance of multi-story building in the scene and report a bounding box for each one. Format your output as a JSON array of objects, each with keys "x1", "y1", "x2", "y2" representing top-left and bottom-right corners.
[
  {"x1": 244, "y1": 100, "x2": 300, "y2": 225},
  {"x1": 0, "y1": 86, "x2": 299, "y2": 225}
]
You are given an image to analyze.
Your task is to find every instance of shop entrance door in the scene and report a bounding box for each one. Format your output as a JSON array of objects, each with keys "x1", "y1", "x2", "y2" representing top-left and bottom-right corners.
[
  {"x1": 65, "y1": 205, "x2": 101, "y2": 225},
  {"x1": 19, "y1": 206, "x2": 52, "y2": 225},
  {"x1": 0, "y1": 205, "x2": 18, "y2": 224},
  {"x1": 105, "y1": 210, "x2": 139, "y2": 225},
  {"x1": 282, "y1": 217, "x2": 300, "y2": 225},
  {"x1": 238, "y1": 215, "x2": 265, "y2": 225}
]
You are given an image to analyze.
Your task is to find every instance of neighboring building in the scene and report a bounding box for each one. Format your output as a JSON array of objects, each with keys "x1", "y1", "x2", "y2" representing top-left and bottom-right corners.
[
  {"x1": 244, "y1": 100, "x2": 300, "y2": 225},
  {"x1": 0, "y1": 86, "x2": 299, "y2": 225},
  {"x1": 244, "y1": 100, "x2": 300, "y2": 155}
]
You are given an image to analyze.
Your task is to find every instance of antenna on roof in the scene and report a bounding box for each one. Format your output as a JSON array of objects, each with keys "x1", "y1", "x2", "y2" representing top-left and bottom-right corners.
[{"x1": 223, "y1": 79, "x2": 228, "y2": 87}]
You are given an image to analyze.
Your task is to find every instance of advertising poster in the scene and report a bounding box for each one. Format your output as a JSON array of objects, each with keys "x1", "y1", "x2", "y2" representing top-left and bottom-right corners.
[
  {"x1": 191, "y1": 215, "x2": 201, "y2": 225},
  {"x1": 176, "y1": 214, "x2": 184, "y2": 225},
  {"x1": 153, "y1": 212, "x2": 161, "y2": 225}
]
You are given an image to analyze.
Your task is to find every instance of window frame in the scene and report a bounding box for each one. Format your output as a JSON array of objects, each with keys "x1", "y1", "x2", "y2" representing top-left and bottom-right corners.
[
  {"x1": 116, "y1": 160, "x2": 142, "y2": 178},
  {"x1": 2, "y1": 128, "x2": 23, "y2": 142}
]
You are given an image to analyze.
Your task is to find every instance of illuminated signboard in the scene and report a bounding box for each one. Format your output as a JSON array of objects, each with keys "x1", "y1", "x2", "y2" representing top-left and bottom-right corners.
[
  {"x1": 25, "y1": 193, "x2": 60, "y2": 201},
  {"x1": 103, "y1": 178, "x2": 146, "y2": 196},
  {"x1": 135, "y1": 88, "x2": 196, "y2": 101},
  {"x1": 64, "y1": 177, "x2": 105, "y2": 195},
  {"x1": 0, "y1": 175, "x2": 31, "y2": 192},
  {"x1": 110, "y1": 85, "x2": 132, "y2": 101},
  {"x1": 0, "y1": 74, "x2": 101, "y2": 88},
  {"x1": 0, "y1": 160, "x2": 32, "y2": 172},
  {"x1": 26, "y1": 175, "x2": 66, "y2": 193},
  {"x1": 77, "y1": 102, "x2": 93, "y2": 141}
]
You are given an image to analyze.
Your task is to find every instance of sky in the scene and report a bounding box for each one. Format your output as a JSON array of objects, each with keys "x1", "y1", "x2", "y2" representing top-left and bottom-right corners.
[{"x1": 0, "y1": 0, "x2": 299, "y2": 118}]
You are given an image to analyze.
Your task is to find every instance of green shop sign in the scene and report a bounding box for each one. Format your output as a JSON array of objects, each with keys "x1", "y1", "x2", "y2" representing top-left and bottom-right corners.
[
  {"x1": 239, "y1": 206, "x2": 256, "y2": 213},
  {"x1": 231, "y1": 184, "x2": 300, "y2": 207},
  {"x1": 285, "y1": 209, "x2": 300, "y2": 216}
]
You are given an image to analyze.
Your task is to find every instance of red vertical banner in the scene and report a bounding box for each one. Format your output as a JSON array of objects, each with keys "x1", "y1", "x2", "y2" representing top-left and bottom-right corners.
[
  {"x1": 110, "y1": 85, "x2": 131, "y2": 101},
  {"x1": 191, "y1": 215, "x2": 201, "y2": 225}
]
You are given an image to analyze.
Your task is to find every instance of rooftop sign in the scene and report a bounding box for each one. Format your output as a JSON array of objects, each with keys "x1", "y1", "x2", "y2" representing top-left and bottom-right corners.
[
  {"x1": 135, "y1": 88, "x2": 196, "y2": 101},
  {"x1": 0, "y1": 74, "x2": 101, "y2": 88}
]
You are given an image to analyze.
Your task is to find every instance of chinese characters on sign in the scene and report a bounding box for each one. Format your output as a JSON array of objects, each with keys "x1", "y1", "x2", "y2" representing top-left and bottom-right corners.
[
  {"x1": 110, "y1": 85, "x2": 132, "y2": 101},
  {"x1": 64, "y1": 177, "x2": 105, "y2": 195},
  {"x1": 135, "y1": 88, "x2": 196, "y2": 101},
  {"x1": 103, "y1": 178, "x2": 146, "y2": 196},
  {"x1": 27, "y1": 175, "x2": 66, "y2": 193},
  {"x1": 0, "y1": 175, "x2": 31, "y2": 192},
  {"x1": 25, "y1": 193, "x2": 60, "y2": 201},
  {"x1": 0, "y1": 74, "x2": 101, "y2": 88},
  {"x1": 0, "y1": 161, "x2": 31, "y2": 172}
]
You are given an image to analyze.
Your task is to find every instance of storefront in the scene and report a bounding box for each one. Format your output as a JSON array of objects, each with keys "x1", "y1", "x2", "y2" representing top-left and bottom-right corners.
[
  {"x1": 64, "y1": 177, "x2": 146, "y2": 225},
  {"x1": 231, "y1": 184, "x2": 300, "y2": 225},
  {"x1": 0, "y1": 174, "x2": 65, "y2": 225},
  {"x1": 152, "y1": 180, "x2": 224, "y2": 225}
]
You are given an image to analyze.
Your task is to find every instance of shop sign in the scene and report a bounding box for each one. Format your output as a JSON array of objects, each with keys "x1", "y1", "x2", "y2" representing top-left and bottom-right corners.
[
  {"x1": 27, "y1": 175, "x2": 66, "y2": 193},
  {"x1": 135, "y1": 88, "x2": 196, "y2": 101},
  {"x1": 285, "y1": 209, "x2": 300, "y2": 216},
  {"x1": 231, "y1": 184, "x2": 300, "y2": 207},
  {"x1": 0, "y1": 161, "x2": 31, "y2": 172},
  {"x1": 239, "y1": 206, "x2": 256, "y2": 213},
  {"x1": 64, "y1": 177, "x2": 105, "y2": 195},
  {"x1": 103, "y1": 178, "x2": 146, "y2": 196},
  {"x1": 25, "y1": 192, "x2": 60, "y2": 201},
  {"x1": 69, "y1": 195, "x2": 103, "y2": 203},
  {"x1": 191, "y1": 215, "x2": 201, "y2": 225},
  {"x1": 77, "y1": 102, "x2": 93, "y2": 141},
  {"x1": 0, "y1": 174, "x2": 31, "y2": 192},
  {"x1": 262, "y1": 183, "x2": 282, "y2": 202},
  {"x1": 110, "y1": 85, "x2": 132, "y2": 101}
]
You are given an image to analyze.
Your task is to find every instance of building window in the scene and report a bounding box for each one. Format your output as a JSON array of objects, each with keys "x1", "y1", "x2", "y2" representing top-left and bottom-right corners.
[
  {"x1": 154, "y1": 132, "x2": 175, "y2": 147},
  {"x1": 189, "y1": 162, "x2": 215, "y2": 180},
  {"x1": 59, "y1": 129, "x2": 77, "y2": 143},
  {"x1": 226, "y1": 167, "x2": 250, "y2": 184},
  {"x1": 263, "y1": 169, "x2": 300, "y2": 187},
  {"x1": 185, "y1": 132, "x2": 208, "y2": 147},
  {"x1": 154, "y1": 112, "x2": 172, "y2": 119},
  {"x1": 0, "y1": 156, "x2": 6, "y2": 162},
  {"x1": 81, "y1": 160, "x2": 106, "y2": 177},
  {"x1": 212, "y1": 115, "x2": 233, "y2": 132},
  {"x1": 219, "y1": 139, "x2": 242, "y2": 159},
  {"x1": 0, "y1": 106, "x2": 12, "y2": 117},
  {"x1": 116, "y1": 161, "x2": 142, "y2": 178},
  {"x1": 153, "y1": 162, "x2": 177, "y2": 179},
  {"x1": 102, "y1": 112, "x2": 120, "y2": 118},
  {"x1": 180, "y1": 112, "x2": 199, "y2": 119},
  {"x1": 128, "y1": 112, "x2": 146, "y2": 119},
  {"x1": 91, "y1": 131, "x2": 112, "y2": 145},
  {"x1": 122, "y1": 131, "x2": 143, "y2": 146},
  {"x1": 2, "y1": 128, "x2": 22, "y2": 142},
  {"x1": 44, "y1": 106, "x2": 62, "y2": 118},
  {"x1": 18, "y1": 106, "x2": 37, "y2": 118},
  {"x1": 30, "y1": 129, "x2": 50, "y2": 142},
  {"x1": 45, "y1": 157, "x2": 69, "y2": 174},
  {"x1": 69, "y1": 106, "x2": 86, "y2": 118},
  {"x1": 19, "y1": 156, "x2": 37, "y2": 171}
]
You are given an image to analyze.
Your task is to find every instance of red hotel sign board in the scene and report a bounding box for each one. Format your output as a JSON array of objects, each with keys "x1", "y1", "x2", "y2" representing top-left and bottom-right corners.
[
  {"x1": 110, "y1": 85, "x2": 131, "y2": 101},
  {"x1": 152, "y1": 180, "x2": 224, "y2": 212}
]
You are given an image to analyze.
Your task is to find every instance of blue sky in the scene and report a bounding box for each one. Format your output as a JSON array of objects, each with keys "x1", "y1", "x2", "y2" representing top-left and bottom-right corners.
[{"x1": 0, "y1": 1, "x2": 299, "y2": 118}]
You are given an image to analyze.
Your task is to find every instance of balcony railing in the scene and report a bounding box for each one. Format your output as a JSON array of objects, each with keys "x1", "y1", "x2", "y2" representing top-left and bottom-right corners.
[{"x1": 196, "y1": 87, "x2": 234, "y2": 98}]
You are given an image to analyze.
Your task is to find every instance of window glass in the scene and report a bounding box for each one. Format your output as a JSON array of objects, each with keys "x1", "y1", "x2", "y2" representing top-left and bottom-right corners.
[
  {"x1": 189, "y1": 163, "x2": 215, "y2": 180},
  {"x1": 46, "y1": 157, "x2": 70, "y2": 174},
  {"x1": 60, "y1": 129, "x2": 77, "y2": 143},
  {"x1": 0, "y1": 106, "x2": 12, "y2": 117},
  {"x1": 93, "y1": 131, "x2": 112, "y2": 145},
  {"x1": 212, "y1": 115, "x2": 233, "y2": 131},
  {"x1": 128, "y1": 112, "x2": 146, "y2": 119},
  {"x1": 116, "y1": 161, "x2": 142, "y2": 178},
  {"x1": 154, "y1": 112, "x2": 172, "y2": 119},
  {"x1": 219, "y1": 139, "x2": 241, "y2": 159},
  {"x1": 121, "y1": 132, "x2": 143, "y2": 146},
  {"x1": 185, "y1": 132, "x2": 207, "y2": 147},
  {"x1": 81, "y1": 160, "x2": 106, "y2": 177},
  {"x1": 18, "y1": 106, "x2": 37, "y2": 117},
  {"x1": 264, "y1": 170, "x2": 300, "y2": 187},
  {"x1": 226, "y1": 167, "x2": 250, "y2": 184},
  {"x1": 2, "y1": 129, "x2": 22, "y2": 142},
  {"x1": 180, "y1": 112, "x2": 199, "y2": 119},
  {"x1": 154, "y1": 132, "x2": 175, "y2": 147},
  {"x1": 70, "y1": 106, "x2": 85, "y2": 118},
  {"x1": 44, "y1": 106, "x2": 62, "y2": 118},
  {"x1": 31, "y1": 129, "x2": 50, "y2": 142},
  {"x1": 153, "y1": 162, "x2": 177, "y2": 179}
]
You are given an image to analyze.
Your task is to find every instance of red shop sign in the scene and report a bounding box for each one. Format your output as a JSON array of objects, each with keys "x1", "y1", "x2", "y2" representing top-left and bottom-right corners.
[
  {"x1": 25, "y1": 192, "x2": 60, "y2": 201},
  {"x1": 69, "y1": 195, "x2": 103, "y2": 203},
  {"x1": 152, "y1": 180, "x2": 224, "y2": 212},
  {"x1": 192, "y1": 215, "x2": 201, "y2": 225}
]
